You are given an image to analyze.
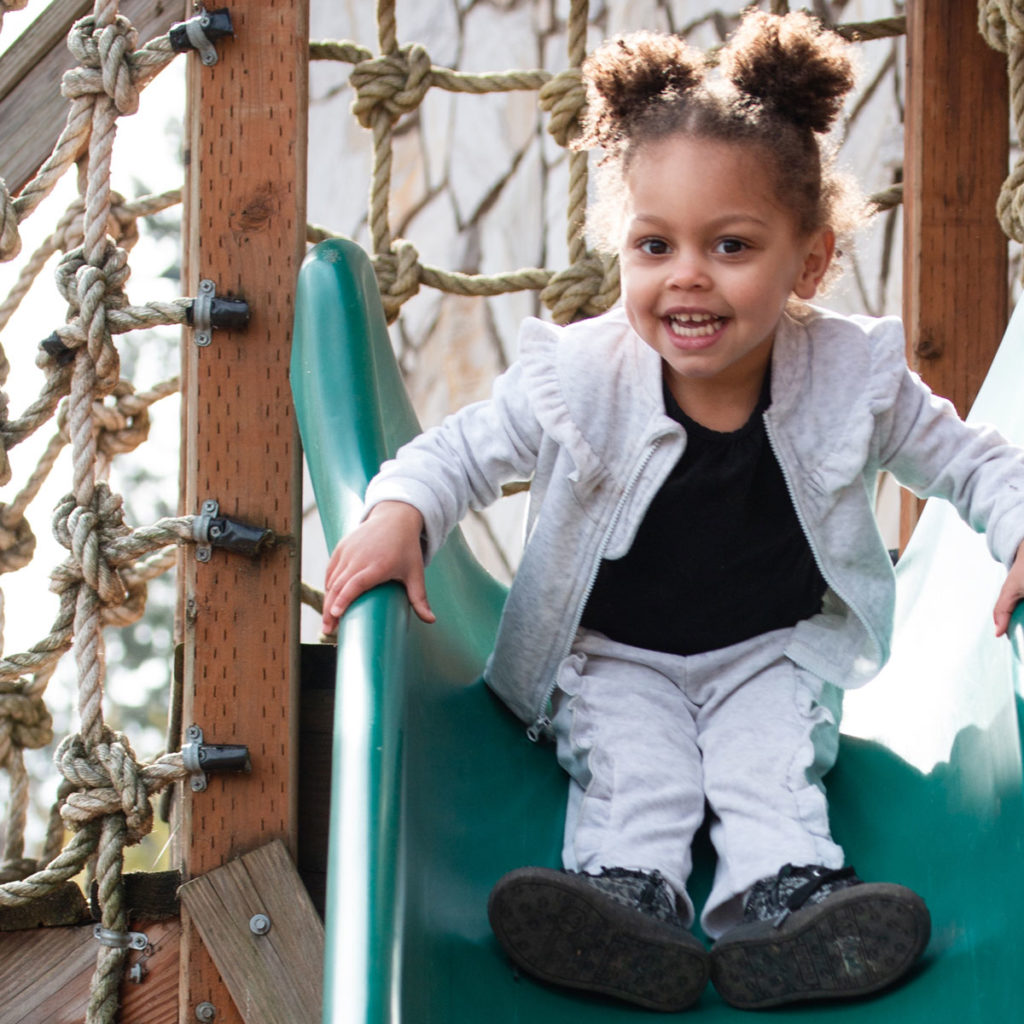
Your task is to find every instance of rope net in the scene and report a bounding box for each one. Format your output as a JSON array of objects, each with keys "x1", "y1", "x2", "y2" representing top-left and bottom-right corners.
[
  {"x1": 0, "y1": 3, "x2": 192, "y2": 1019},
  {"x1": 0, "y1": 0, "x2": 1021, "y2": 1020}
]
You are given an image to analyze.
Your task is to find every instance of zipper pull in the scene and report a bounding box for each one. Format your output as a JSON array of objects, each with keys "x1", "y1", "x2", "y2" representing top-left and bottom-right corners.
[{"x1": 526, "y1": 714, "x2": 551, "y2": 743}]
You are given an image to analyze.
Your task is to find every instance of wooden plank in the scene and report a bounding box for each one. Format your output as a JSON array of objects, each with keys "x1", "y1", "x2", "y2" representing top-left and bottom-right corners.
[
  {"x1": 0, "y1": 0, "x2": 180, "y2": 196},
  {"x1": 178, "y1": 841, "x2": 323, "y2": 1024},
  {"x1": 0, "y1": 917, "x2": 180, "y2": 1024},
  {"x1": 900, "y1": 0, "x2": 1009, "y2": 544},
  {"x1": 0, "y1": 0, "x2": 91, "y2": 103},
  {"x1": 178, "y1": 1, "x2": 308, "y2": 1020}
]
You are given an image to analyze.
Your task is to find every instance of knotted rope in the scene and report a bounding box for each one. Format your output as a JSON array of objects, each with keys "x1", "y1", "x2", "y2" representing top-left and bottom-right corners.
[
  {"x1": 0, "y1": 3, "x2": 191, "y2": 1020},
  {"x1": 980, "y1": 1, "x2": 1024, "y2": 250}
]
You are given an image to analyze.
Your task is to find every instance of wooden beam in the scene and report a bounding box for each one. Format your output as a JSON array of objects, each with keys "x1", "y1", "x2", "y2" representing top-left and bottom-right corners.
[
  {"x1": 178, "y1": 1, "x2": 308, "y2": 1021},
  {"x1": 0, "y1": 917, "x2": 180, "y2": 1024},
  {"x1": 179, "y1": 841, "x2": 324, "y2": 1024},
  {"x1": 0, "y1": 0, "x2": 180, "y2": 196},
  {"x1": 901, "y1": 0, "x2": 1010, "y2": 544}
]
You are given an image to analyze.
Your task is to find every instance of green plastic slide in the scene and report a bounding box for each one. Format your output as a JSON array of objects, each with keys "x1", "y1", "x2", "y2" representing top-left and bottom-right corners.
[{"x1": 291, "y1": 237, "x2": 1024, "y2": 1022}]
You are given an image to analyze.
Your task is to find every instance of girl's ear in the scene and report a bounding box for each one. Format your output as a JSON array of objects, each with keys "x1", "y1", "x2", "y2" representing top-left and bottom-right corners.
[{"x1": 793, "y1": 228, "x2": 835, "y2": 300}]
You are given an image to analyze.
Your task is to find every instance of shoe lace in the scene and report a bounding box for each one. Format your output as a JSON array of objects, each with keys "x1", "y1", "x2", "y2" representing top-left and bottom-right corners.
[{"x1": 772, "y1": 864, "x2": 859, "y2": 929}]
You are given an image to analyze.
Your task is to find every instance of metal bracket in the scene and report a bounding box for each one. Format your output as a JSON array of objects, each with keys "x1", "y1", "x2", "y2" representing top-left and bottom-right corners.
[
  {"x1": 170, "y1": 7, "x2": 235, "y2": 66},
  {"x1": 181, "y1": 725, "x2": 252, "y2": 792},
  {"x1": 94, "y1": 924, "x2": 149, "y2": 951},
  {"x1": 190, "y1": 279, "x2": 251, "y2": 347},
  {"x1": 192, "y1": 499, "x2": 274, "y2": 562}
]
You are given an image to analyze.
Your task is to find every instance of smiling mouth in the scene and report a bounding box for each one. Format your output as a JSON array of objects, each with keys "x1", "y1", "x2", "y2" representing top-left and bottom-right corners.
[{"x1": 666, "y1": 312, "x2": 726, "y2": 339}]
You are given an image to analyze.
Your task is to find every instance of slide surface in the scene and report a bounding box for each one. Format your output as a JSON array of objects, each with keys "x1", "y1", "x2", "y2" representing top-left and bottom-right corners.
[{"x1": 291, "y1": 237, "x2": 1024, "y2": 1022}]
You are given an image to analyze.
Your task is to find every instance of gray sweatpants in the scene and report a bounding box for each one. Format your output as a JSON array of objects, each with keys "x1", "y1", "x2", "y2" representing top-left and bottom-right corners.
[{"x1": 551, "y1": 626, "x2": 844, "y2": 939}]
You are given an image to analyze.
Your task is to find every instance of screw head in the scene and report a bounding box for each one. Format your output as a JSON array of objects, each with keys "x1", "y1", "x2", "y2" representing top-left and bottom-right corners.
[
  {"x1": 249, "y1": 913, "x2": 271, "y2": 936},
  {"x1": 195, "y1": 1003, "x2": 216, "y2": 1023}
]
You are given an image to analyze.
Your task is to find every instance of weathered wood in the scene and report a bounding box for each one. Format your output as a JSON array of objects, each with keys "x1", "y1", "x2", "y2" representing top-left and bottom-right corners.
[
  {"x1": 0, "y1": 917, "x2": 180, "y2": 1024},
  {"x1": 0, "y1": 0, "x2": 179, "y2": 196},
  {"x1": 178, "y1": 840, "x2": 324, "y2": 1024},
  {"x1": 901, "y1": 0, "x2": 1010, "y2": 543},
  {"x1": 178, "y1": 1, "x2": 308, "y2": 1020}
]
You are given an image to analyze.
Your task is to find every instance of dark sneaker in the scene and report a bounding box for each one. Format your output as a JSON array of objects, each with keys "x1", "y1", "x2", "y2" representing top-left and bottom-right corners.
[
  {"x1": 710, "y1": 864, "x2": 930, "y2": 1009},
  {"x1": 488, "y1": 866, "x2": 709, "y2": 1012}
]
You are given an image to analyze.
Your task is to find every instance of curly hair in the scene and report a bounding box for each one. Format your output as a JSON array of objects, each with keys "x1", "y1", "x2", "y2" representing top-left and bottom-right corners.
[{"x1": 579, "y1": 11, "x2": 865, "y2": 288}]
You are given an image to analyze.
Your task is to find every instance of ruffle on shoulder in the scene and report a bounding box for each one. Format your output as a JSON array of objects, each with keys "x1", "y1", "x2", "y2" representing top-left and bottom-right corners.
[{"x1": 514, "y1": 317, "x2": 604, "y2": 485}]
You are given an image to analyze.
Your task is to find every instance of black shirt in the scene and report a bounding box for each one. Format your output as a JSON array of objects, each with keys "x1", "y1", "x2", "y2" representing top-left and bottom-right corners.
[{"x1": 579, "y1": 376, "x2": 827, "y2": 656}]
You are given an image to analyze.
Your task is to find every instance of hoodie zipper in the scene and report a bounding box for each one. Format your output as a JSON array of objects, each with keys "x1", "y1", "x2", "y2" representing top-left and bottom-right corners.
[
  {"x1": 762, "y1": 412, "x2": 884, "y2": 669},
  {"x1": 527, "y1": 439, "x2": 665, "y2": 742}
]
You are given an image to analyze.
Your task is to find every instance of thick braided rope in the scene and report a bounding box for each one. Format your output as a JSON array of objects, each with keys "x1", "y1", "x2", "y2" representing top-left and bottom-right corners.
[
  {"x1": 980, "y1": 1, "x2": 1024, "y2": 245},
  {"x1": 56, "y1": 11, "x2": 141, "y2": 1011},
  {"x1": 0, "y1": 5, "x2": 188, "y2": 1018},
  {"x1": 339, "y1": 0, "x2": 620, "y2": 324}
]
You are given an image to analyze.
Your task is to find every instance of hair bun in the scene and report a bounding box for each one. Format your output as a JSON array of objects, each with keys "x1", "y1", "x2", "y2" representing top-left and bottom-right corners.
[
  {"x1": 580, "y1": 31, "x2": 704, "y2": 148},
  {"x1": 720, "y1": 11, "x2": 855, "y2": 134}
]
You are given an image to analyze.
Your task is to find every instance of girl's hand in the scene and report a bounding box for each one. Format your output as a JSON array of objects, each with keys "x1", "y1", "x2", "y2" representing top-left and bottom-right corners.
[
  {"x1": 321, "y1": 501, "x2": 435, "y2": 636},
  {"x1": 993, "y1": 539, "x2": 1024, "y2": 638}
]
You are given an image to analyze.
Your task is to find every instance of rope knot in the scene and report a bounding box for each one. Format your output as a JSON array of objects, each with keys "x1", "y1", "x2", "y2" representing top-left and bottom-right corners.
[
  {"x1": 64, "y1": 14, "x2": 140, "y2": 115},
  {"x1": 0, "y1": 687, "x2": 53, "y2": 758},
  {"x1": 54, "y1": 242, "x2": 127, "y2": 393},
  {"x1": 0, "y1": 178, "x2": 21, "y2": 263},
  {"x1": 980, "y1": 0, "x2": 1024, "y2": 51},
  {"x1": 92, "y1": 380, "x2": 152, "y2": 460},
  {"x1": 539, "y1": 67, "x2": 588, "y2": 147},
  {"x1": 56, "y1": 729, "x2": 152, "y2": 845},
  {"x1": 54, "y1": 193, "x2": 139, "y2": 257},
  {"x1": 373, "y1": 240, "x2": 422, "y2": 323},
  {"x1": 0, "y1": 504, "x2": 36, "y2": 574},
  {"x1": 350, "y1": 44, "x2": 433, "y2": 129},
  {"x1": 51, "y1": 484, "x2": 131, "y2": 608},
  {"x1": 541, "y1": 252, "x2": 621, "y2": 325}
]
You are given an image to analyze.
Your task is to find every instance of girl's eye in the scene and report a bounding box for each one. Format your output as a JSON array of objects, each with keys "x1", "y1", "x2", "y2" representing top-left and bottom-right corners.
[
  {"x1": 714, "y1": 238, "x2": 747, "y2": 256},
  {"x1": 638, "y1": 237, "x2": 670, "y2": 256}
]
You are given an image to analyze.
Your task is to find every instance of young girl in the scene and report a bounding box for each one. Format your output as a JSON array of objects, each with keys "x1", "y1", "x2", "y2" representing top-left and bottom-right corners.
[{"x1": 323, "y1": 10, "x2": 1024, "y2": 1014}]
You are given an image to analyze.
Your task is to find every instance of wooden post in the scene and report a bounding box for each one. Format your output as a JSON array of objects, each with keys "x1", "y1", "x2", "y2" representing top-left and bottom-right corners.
[
  {"x1": 901, "y1": 0, "x2": 1009, "y2": 544},
  {"x1": 179, "y1": 2, "x2": 308, "y2": 1022}
]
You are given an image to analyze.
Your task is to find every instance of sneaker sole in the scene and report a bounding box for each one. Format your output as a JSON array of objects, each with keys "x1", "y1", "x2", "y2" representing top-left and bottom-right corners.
[
  {"x1": 710, "y1": 883, "x2": 931, "y2": 1009},
  {"x1": 488, "y1": 867, "x2": 709, "y2": 1012}
]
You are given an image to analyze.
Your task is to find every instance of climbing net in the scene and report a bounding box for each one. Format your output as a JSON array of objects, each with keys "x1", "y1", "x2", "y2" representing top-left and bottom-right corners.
[
  {"x1": 0, "y1": 2, "x2": 193, "y2": 1020},
  {"x1": 0, "y1": 1, "x2": 1023, "y2": 1021}
]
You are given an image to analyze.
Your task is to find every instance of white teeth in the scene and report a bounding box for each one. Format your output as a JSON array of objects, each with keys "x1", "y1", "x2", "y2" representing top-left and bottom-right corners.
[{"x1": 667, "y1": 313, "x2": 723, "y2": 338}]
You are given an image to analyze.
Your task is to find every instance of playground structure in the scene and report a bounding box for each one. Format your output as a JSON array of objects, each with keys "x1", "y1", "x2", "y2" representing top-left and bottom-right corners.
[{"x1": 0, "y1": 1, "x2": 1023, "y2": 1022}]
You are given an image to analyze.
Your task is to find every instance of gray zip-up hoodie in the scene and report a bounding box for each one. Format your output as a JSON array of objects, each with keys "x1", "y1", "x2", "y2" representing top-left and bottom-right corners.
[{"x1": 364, "y1": 305, "x2": 1024, "y2": 734}]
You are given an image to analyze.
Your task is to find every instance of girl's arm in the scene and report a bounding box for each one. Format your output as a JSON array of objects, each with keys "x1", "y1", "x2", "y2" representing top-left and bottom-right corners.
[
  {"x1": 362, "y1": 359, "x2": 544, "y2": 564},
  {"x1": 322, "y1": 500, "x2": 434, "y2": 636},
  {"x1": 323, "y1": 359, "x2": 545, "y2": 629},
  {"x1": 876, "y1": 364, "x2": 1024, "y2": 635}
]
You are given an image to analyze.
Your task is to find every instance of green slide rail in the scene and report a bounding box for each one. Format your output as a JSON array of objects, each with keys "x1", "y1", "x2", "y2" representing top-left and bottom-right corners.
[{"x1": 291, "y1": 236, "x2": 1024, "y2": 1022}]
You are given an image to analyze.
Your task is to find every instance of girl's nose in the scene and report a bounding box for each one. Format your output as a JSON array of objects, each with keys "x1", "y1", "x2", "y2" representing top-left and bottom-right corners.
[{"x1": 667, "y1": 253, "x2": 711, "y2": 290}]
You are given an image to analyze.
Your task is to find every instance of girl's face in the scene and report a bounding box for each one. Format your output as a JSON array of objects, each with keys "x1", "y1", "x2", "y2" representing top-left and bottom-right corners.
[{"x1": 619, "y1": 135, "x2": 833, "y2": 418}]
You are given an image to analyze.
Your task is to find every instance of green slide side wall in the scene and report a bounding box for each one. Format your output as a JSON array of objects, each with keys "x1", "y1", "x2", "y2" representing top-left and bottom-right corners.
[{"x1": 291, "y1": 237, "x2": 1024, "y2": 1022}]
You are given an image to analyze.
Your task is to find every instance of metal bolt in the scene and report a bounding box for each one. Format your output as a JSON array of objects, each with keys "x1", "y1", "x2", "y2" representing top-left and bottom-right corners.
[
  {"x1": 195, "y1": 1003, "x2": 216, "y2": 1023},
  {"x1": 249, "y1": 913, "x2": 271, "y2": 936}
]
